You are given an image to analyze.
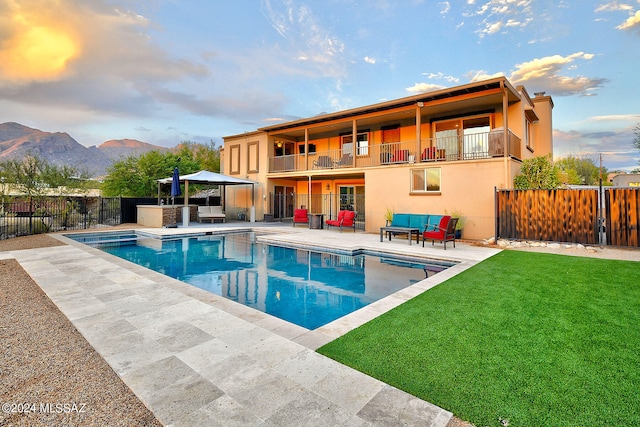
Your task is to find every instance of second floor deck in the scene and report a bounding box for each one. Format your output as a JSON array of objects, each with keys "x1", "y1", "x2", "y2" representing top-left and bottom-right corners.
[{"x1": 269, "y1": 129, "x2": 522, "y2": 174}]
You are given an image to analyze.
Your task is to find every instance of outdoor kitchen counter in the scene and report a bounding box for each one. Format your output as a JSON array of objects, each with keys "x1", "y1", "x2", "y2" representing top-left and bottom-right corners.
[{"x1": 136, "y1": 204, "x2": 197, "y2": 227}]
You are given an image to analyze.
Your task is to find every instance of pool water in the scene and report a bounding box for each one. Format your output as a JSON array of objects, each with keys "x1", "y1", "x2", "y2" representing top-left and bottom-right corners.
[{"x1": 68, "y1": 232, "x2": 453, "y2": 329}]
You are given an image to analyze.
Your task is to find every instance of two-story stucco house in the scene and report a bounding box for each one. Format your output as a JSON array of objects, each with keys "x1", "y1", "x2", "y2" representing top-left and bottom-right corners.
[{"x1": 221, "y1": 76, "x2": 554, "y2": 240}]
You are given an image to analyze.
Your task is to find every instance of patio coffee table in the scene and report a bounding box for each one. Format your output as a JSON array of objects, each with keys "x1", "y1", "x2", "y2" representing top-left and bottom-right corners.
[{"x1": 380, "y1": 226, "x2": 421, "y2": 245}]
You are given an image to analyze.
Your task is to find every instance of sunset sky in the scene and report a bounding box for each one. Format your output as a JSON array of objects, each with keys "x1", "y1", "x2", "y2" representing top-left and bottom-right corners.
[{"x1": 0, "y1": 0, "x2": 639, "y2": 171}]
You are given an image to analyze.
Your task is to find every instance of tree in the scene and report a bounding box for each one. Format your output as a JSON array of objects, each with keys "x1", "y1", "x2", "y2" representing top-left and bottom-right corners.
[
  {"x1": 176, "y1": 140, "x2": 220, "y2": 172},
  {"x1": 101, "y1": 141, "x2": 222, "y2": 197},
  {"x1": 514, "y1": 155, "x2": 561, "y2": 189},
  {"x1": 555, "y1": 155, "x2": 605, "y2": 185},
  {"x1": 101, "y1": 150, "x2": 200, "y2": 197},
  {"x1": 0, "y1": 154, "x2": 91, "y2": 233},
  {"x1": 632, "y1": 123, "x2": 640, "y2": 170},
  {"x1": 0, "y1": 154, "x2": 89, "y2": 197},
  {"x1": 1, "y1": 155, "x2": 46, "y2": 198}
]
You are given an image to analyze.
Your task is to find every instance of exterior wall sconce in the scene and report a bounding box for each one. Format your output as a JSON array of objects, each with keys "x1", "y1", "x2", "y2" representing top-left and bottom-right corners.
[
  {"x1": 276, "y1": 141, "x2": 283, "y2": 148},
  {"x1": 326, "y1": 184, "x2": 330, "y2": 190}
]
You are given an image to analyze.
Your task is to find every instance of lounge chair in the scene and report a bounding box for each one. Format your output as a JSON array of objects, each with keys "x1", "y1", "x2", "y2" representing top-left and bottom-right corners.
[
  {"x1": 422, "y1": 216, "x2": 458, "y2": 249},
  {"x1": 313, "y1": 155, "x2": 333, "y2": 169},
  {"x1": 333, "y1": 154, "x2": 353, "y2": 168},
  {"x1": 326, "y1": 210, "x2": 356, "y2": 232},
  {"x1": 292, "y1": 209, "x2": 309, "y2": 227}
]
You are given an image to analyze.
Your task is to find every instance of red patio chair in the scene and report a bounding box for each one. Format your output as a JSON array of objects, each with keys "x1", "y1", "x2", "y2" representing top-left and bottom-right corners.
[
  {"x1": 422, "y1": 215, "x2": 458, "y2": 249},
  {"x1": 326, "y1": 210, "x2": 356, "y2": 232},
  {"x1": 292, "y1": 209, "x2": 309, "y2": 227},
  {"x1": 391, "y1": 149, "x2": 409, "y2": 163}
]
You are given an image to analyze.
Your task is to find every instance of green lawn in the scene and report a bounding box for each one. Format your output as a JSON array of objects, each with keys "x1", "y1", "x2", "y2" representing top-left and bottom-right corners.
[{"x1": 317, "y1": 251, "x2": 640, "y2": 427}]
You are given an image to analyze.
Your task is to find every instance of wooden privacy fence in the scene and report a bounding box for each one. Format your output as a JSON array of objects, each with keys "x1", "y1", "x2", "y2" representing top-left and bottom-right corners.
[
  {"x1": 497, "y1": 188, "x2": 640, "y2": 247},
  {"x1": 497, "y1": 189, "x2": 599, "y2": 244}
]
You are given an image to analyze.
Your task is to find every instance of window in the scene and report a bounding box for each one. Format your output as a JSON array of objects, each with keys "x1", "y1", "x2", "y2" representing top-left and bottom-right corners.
[
  {"x1": 338, "y1": 185, "x2": 364, "y2": 211},
  {"x1": 299, "y1": 143, "x2": 316, "y2": 154},
  {"x1": 341, "y1": 132, "x2": 369, "y2": 156},
  {"x1": 230, "y1": 144, "x2": 240, "y2": 175},
  {"x1": 411, "y1": 168, "x2": 441, "y2": 193},
  {"x1": 525, "y1": 118, "x2": 533, "y2": 152},
  {"x1": 434, "y1": 114, "x2": 492, "y2": 160},
  {"x1": 247, "y1": 141, "x2": 259, "y2": 173}
]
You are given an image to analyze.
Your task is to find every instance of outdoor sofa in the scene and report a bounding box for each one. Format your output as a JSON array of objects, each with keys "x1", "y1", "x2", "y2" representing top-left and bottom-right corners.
[
  {"x1": 198, "y1": 205, "x2": 226, "y2": 223},
  {"x1": 380, "y1": 213, "x2": 448, "y2": 246}
]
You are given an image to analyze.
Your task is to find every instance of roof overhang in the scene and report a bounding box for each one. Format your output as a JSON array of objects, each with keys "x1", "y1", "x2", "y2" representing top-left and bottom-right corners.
[{"x1": 256, "y1": 77, "x2": 519, "y2": 135}]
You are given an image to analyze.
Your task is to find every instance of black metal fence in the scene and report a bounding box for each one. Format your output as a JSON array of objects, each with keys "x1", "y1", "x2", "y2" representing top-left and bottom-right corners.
[
  {"x1": 267, "y1": 192, "x2": 365, "y2": 230},
  {"x1": 1, "y1": 196, "x2": 122, "y2": 240}
]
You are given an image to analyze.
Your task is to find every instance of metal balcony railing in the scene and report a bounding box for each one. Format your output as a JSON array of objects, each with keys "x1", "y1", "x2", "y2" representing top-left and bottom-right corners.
[{"x1": 268, "y1": 129, "x2": 521, "y2": 173}]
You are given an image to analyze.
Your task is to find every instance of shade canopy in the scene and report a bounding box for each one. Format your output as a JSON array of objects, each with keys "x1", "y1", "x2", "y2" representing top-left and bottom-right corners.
[
  {"x1": 159, "y1": 170, "x2": 257, "y2": 186},
  {"x1": 158, "y1": 170, "x2": 257, "y2": 213}
]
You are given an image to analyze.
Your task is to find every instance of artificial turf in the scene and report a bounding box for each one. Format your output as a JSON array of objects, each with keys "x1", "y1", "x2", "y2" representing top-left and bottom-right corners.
[{"x1": 317, "y1": 250, "x2": 640, "y2": 427}]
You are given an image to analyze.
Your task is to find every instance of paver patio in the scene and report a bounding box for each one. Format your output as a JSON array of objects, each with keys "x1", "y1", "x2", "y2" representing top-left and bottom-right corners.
[{"x1": 3, "y1": 224, "x2": 500, "y2": 426}]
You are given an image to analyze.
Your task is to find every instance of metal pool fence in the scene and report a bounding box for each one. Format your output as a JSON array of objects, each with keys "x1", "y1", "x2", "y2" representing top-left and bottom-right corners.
[{"x1": 0, "y1": 196, "x2": 122, "y2": 240}]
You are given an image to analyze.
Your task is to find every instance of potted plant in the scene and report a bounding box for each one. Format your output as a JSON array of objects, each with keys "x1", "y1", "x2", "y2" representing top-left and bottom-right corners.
[
  {"x1": 446, "y1": 209, "x2": 466, "y2": 239},
  {"x1": 384, "y1": 207, "x2": 394, "y2": 226}
]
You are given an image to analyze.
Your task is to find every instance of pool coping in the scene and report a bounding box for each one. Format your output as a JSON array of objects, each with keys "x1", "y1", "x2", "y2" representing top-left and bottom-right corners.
[
  {"x1": 8, "y1": 225, "x2": 501, "y2": 425},
  {"x1": 58, "y1": 226, "x2": 497, "y2": 345}
]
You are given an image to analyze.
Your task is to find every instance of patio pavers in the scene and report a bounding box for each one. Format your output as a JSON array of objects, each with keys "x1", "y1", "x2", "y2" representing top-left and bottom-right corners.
[{"x1": 6, "y1": 224, "x2": 501, "y2": 426}]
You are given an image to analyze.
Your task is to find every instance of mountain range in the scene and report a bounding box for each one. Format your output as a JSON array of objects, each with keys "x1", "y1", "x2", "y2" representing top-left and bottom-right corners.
[{"x1": 0, "y1": 122, "x2": 168, "y2": 177}]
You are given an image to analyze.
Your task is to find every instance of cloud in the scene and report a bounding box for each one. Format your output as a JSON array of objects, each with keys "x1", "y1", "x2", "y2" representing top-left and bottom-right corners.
[
  {"x1": 590, "y1": 114, "x2": 640, "y2": 122},
  {"x1": 0, "y1": 0, "x2": 82, "y2": 83},
  {"x1": 466, "y1": 0, "x2": 535, "y2": 37},
  {"x1": 261, "y1": 0, "x2": 345, "y2": 69},
  {"x1": 421, "y1": 72, "x2": 460, "y2": 83},
  {"x1": 471, "y1": 52, "x2": 607, "y2": 96},
  {"x1": 468, "y1": 70, "x2": 506, "y2": 81},
  {"x1": 553, "y1": 126, "x2": 640, "y2": 171},
  {"x1": 594, "y1": 1, "x2": 635, "y2": 13},
  {"x1": 0, "y1": 0, "x2": 211, "y2": 117},
  {"x1": 617, "y1": 10, "x2": 640, "y2": 31},
  {"x1": 405, "y1": 72, "x2": 460, "y2": 94},
  {"x1": 405, "y1": 83, "x2": 447, "y2": 94},
  {"x1": 0, "y1": 0, "x2": 301, "y2": 138},
  {"x1": 595, "y1": 1, "x2": 640, "y2": 32},
  {"x1": 364, "y1": 56, "x2": 376, "y2": 64}
]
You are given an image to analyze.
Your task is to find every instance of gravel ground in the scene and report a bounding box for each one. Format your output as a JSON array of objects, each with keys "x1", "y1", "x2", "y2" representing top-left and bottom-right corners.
[{"x1": 0, "y1": 234, "x2": 162, "y2": 427}]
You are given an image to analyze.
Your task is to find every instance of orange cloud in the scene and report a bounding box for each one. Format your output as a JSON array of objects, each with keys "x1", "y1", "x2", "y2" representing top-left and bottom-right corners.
[{"x1": 0, "y1": 5, "x2": 81, "y2": 83}]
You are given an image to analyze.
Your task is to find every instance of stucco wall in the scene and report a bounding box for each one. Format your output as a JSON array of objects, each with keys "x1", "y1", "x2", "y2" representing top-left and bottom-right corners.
[{"x1": 365, "y1": 159, "x2": 510, "y2": 240}]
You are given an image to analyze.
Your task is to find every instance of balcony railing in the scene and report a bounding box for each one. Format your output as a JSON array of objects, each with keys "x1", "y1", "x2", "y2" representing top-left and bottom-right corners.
[{"x1": 268, "y1": 129, "x2": 521, "y2": 173}]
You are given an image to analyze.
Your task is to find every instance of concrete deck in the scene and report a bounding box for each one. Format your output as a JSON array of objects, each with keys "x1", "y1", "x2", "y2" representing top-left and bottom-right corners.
[{"x1": 4, "y1": 224, "x2": 501, "y2": 426}]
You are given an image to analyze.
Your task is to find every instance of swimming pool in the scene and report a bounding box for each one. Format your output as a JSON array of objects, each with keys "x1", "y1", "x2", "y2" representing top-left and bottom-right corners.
[{"x1": 67, "y1": 231, "x2": 454, "y2": 329}]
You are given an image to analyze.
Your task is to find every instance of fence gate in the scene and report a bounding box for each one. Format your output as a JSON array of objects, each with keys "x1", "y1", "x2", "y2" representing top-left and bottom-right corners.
[{"x1": 605, "y1": 188, "x2": 640, "y2": 247}]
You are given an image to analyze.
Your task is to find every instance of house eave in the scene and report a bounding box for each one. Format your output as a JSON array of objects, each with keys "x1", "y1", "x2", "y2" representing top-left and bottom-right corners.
[{"x1": 255, "y1": 77, "x2": 520, "y2": 134}]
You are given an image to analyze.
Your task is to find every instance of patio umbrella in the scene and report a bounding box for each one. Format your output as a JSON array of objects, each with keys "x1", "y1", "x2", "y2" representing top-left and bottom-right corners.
[{"x1": 169, "y1": 167, "x2": 181, "y2": 227}]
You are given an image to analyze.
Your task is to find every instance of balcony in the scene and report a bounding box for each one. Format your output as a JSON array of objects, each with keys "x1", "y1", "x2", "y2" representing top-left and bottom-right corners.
[{"x1": 268, "y1": 129, "x2": 521, "y2": 173}]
